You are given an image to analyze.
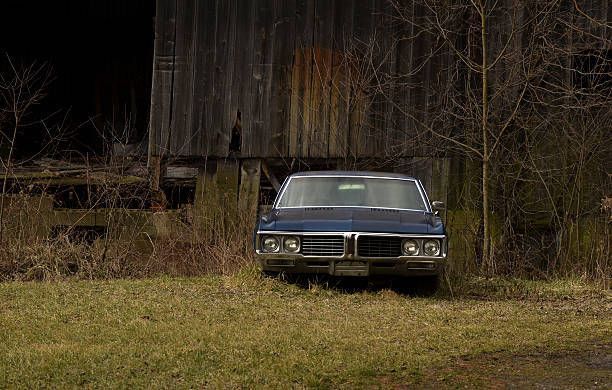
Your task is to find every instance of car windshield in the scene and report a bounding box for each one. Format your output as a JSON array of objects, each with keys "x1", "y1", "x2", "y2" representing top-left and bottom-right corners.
[{"x1": 276, "y1": 176, "x2": 427, "y2": 210}]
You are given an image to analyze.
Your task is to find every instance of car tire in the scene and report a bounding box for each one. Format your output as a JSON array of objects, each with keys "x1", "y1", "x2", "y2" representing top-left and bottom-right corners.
[
  {"x1": 396, "y1": 275, "x2": 439, "y2": 296},
  {"x1": 419, "y1": 275, "x2": 440, "y2": 295}
]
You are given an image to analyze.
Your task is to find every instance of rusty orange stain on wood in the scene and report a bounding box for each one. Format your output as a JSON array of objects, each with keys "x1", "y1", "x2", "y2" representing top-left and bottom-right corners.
[{"x1": 289, "y1": 46, "x2": 366, "y2": 158}]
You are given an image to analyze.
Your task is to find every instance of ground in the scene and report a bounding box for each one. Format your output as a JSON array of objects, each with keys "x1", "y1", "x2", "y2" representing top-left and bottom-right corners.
[
  {"x1": 0, "y1": 272, "x2": 609, "y2": 388},
  {"x1": 426, "y1": 343, "x2": 611, "y2": 389}
]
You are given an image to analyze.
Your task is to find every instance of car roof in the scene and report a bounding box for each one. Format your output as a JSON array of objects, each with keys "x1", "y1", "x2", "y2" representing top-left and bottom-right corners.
[{"x1": 288, "y1": 170, "x2": 417, "y2": 180}]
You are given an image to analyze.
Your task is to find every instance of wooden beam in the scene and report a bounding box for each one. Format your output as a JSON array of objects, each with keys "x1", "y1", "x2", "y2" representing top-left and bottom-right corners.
[{"x1": 261, "y1": 160, "x2": 281, "y2": 192}]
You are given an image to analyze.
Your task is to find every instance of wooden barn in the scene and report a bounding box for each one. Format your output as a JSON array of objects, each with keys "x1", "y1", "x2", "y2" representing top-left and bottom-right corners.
[{"x1": 147, "y1": 0, "x2": 454, "y2": 211}]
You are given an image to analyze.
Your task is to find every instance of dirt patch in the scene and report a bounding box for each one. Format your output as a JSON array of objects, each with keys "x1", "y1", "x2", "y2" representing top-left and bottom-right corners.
[{"x1": 420, "y1": 342, "x2": 611, "y2": 389}]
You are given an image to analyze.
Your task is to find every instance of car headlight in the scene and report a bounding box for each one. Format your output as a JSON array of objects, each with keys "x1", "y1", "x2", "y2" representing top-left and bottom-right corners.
[
  {"x1": 262, "y1": 236, "x2": 280, "y2": 253},
  {"x1": 283, "y1": 236, "x2": 300, "y2": 253},
  {"x1": 423, "y1": 240, "x2": 440, "y2": 256},
  {"x1": 402, "y1": 239, "x2": 419, "y2": 256}
]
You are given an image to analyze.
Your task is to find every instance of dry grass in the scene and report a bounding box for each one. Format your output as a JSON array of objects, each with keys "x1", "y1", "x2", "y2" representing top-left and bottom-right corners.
[
  {"x1": 0, "y1": 235, "x2": 254, "y2": 281},
  {"x1": 0, "y1": 200, "x2": 256, "y2": 281}
]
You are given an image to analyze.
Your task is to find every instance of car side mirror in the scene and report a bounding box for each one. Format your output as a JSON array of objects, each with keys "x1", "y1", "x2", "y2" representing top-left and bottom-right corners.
[{"x1": 431, "y1": 201, "x2": 445, "y2": 211}]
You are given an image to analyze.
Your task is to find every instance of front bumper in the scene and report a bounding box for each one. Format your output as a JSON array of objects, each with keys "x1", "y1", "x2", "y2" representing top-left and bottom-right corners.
[{"x1": 256, "y1": 231, "x2": 447, "y2": 277}]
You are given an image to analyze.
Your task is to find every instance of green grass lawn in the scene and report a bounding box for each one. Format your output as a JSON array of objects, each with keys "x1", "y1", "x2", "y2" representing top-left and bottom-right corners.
[{"x1": 0, "y1": 272, "x2": 609, "y2": 388}]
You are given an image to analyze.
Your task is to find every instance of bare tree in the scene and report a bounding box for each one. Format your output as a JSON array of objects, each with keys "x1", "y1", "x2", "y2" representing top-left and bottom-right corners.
[
  {"x1": 382, "y1": 0, "x2": 533, "y2": 273},
  {"x1": 379, "y1": 0, "x2": 610, "y2": 276},
  {"x1": 0, "y1": 57, "x2": 53, "y2": 244}
]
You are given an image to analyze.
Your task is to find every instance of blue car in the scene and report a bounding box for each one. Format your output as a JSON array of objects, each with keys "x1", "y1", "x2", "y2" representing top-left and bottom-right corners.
[{"x1": 255, "y1": 171, "x2": 447, "y2": 289}]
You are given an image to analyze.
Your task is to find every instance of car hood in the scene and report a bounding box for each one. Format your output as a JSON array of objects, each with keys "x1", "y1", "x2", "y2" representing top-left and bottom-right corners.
[{"x1": 258, "y1": 207, "x2": 444, "y2": 234}]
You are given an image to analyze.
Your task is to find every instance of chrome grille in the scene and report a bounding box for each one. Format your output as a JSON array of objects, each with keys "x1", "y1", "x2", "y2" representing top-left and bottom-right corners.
[
  {"x1": 301, "y1": 235, "x2": 345, "y2": 257},
  {"x1": 357, "y1": 236, "x2": 403, "y2": 258}
]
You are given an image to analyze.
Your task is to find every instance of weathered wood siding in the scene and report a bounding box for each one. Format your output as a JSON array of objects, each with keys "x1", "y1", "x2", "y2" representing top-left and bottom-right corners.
[{"x1": 149, "y1": 0, "x2": 440, "y2": 159}]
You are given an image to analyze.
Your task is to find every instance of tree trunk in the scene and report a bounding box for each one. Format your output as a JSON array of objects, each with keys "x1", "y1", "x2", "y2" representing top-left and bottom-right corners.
[
  {"x1": 0, "y1": 123, "x2": 18, "y2": 245},
  {"x1": 480, "y1": 5, "x2": 491, "y2": 273}
]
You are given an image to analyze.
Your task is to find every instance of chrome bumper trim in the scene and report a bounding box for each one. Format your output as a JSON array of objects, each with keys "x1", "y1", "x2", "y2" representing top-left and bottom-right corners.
[{"x1": 256, "y1": 231, "x2": 447, "y2": 261}]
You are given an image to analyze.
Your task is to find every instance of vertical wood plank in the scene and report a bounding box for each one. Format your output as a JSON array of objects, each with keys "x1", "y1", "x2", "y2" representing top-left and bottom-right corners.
[
  {"x1": 379, "y1": 0, "x2": 399, "y2": 158},
  {"x1": 210, "y1": 0, "x2": 235, "y2": 156},
  {"x1": 250, "y1": 0, "x2": 274, "y2": 157},
  {"x1": 219, "y1": 0, "x2": 239, "y2": 156},
  {"x1": 397, "y1": 0, "x2": 418, "y2": 156},
  {"x1": 191, "y1": 0, "x2": 218, "y2": 156},
  {"x1": 169, "y1": 0, "x2": 196, "y2": 156},
  {"x1": 411, "y1": 1, "x2": 432, "y2": 157},
  {"x1": 148, "y1": 0, "x2": 177, "y2": 158},
  {"x1": 308, "y1": 0, "x2": 334, "y2": 158},
  {"x1": 288, "y1": 47, "x2": 305, "y2": 156},
  {"x1": 290, "y1": 0, "x2": 315, "y2": 158},
  {"x1": 363, "y1": 0, "x2": 387, "y2": 157},
  {"x1": 229, "y1": 0, "x2": 254, "y2": 157},
  {"x1": 349, "y1": 0, "x2": 375, "y2": 157},
  {"x1": 267, "y1": 0, "x2": 296, "y2": 157},
  {"x1": 329, "y1": 0, "x2": 354, "y2": 158},
  {"x1": 241, "y1": 1, "x2": 260, "y2": 157}
]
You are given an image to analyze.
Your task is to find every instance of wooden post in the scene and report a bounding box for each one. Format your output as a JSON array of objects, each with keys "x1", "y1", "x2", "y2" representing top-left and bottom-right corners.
[
  {"x1": 216, "y1": 159, "x2": 240, "y2": 222},
  {"x1": 238, "y1": 159, "x2": 261, "y2": 225}
]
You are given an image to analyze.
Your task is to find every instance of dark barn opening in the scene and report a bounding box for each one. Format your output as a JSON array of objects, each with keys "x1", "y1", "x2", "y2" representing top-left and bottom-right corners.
[{"x1": 0, "y1": 0, "x2": 155, "y2": 160}]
